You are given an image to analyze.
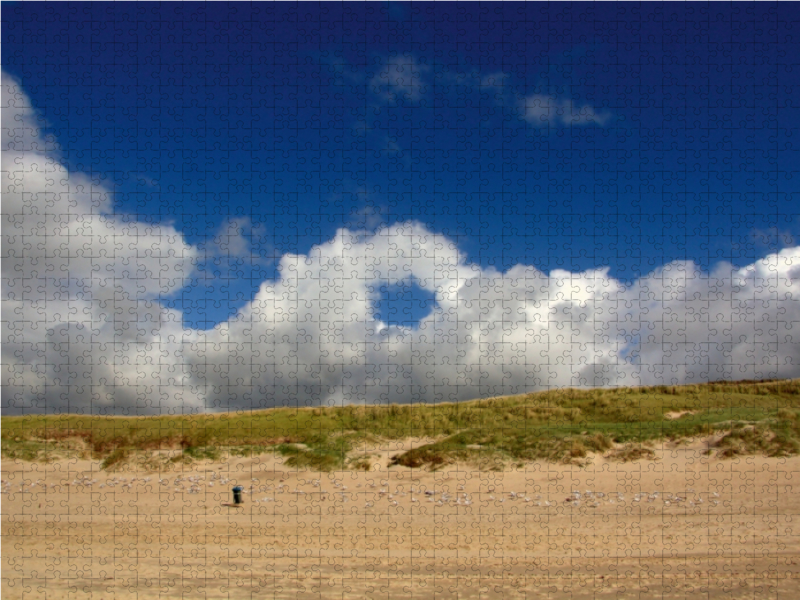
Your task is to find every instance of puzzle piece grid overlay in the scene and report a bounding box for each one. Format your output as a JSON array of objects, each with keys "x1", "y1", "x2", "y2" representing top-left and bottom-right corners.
[{"x1": 2, "y1": 3, "x2": 800, "y2": 599}]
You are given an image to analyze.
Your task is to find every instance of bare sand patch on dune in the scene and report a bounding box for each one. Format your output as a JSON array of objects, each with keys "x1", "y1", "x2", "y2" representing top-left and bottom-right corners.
[
  {"x1": 3, "y1": 444, "x2": 800, "y2": 599},
  {"x1": 664, "y1": 410, "x2": 698, "y2": 420}
]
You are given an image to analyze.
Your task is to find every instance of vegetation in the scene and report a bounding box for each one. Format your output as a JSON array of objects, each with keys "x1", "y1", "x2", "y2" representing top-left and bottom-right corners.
[
  {"x1": 176, "y1": 445, "x2": 221, "y2": 462},
  {"x1": 715, "y1": 416, "x2": 800, "y2": 458},
  {"x1": 2, "y1": 379, "x2": 799, "y2": 470},
  {"x1": 605, "y1": 442, "x2": 657, "y2": 462},
  {"x1": 101, "y1": 447, "x2": 131, "y2": 470}
]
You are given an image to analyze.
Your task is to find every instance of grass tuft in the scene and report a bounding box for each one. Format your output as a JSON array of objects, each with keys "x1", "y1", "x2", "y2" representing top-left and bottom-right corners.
[
  {"x1": 605, "y1": 443, "x2": 657, "y2": 462},
  {"x1": 101, "y1": 447, "x2": 131, "y2": 470}
]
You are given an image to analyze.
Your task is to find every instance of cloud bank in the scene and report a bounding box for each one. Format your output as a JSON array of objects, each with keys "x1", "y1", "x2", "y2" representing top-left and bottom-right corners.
[
  {"x1": 2, "y1": 72, "x2": 201, "y2": 414},
  {"x1": 3, "y1": 72, "x2": 799, "y2": 414}
]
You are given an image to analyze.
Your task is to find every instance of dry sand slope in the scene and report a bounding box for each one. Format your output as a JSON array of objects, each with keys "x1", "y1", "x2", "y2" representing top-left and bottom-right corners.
[{"x1": 3, "y1": 439, "x2": 800, "y2": 599}]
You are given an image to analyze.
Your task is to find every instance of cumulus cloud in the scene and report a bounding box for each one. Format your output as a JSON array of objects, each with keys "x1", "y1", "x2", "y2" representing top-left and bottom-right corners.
[
  {"x1": 3, "y1": 72, "x2": 798, "y2": 415},
  {"x1": 2, "y1": 71, "x2": 202, "y2": 415},
  {"x1": 630, "y1": 253, "x2": 800, "y2": 385},
  {"x1": 186, "y1": 225, "x2": 799, "y2": 411}
]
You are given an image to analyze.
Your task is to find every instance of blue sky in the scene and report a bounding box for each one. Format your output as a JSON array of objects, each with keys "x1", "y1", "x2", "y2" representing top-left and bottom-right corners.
[
  {"x1": 3, "y1": 2, "x2": 800, "y2": 413},
  {"x1": 5, "y1": 2, "x2": 798, "y2": 328}
]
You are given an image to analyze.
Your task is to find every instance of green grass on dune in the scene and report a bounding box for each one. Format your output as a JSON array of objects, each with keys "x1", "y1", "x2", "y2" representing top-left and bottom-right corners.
[{"x1": 3, "y1": 379, "x2": 799, "y2": 470}]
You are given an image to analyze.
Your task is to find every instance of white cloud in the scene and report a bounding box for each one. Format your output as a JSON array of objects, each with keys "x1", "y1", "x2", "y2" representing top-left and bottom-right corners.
[
  {"x1": 3, "y1": 72, "x2": 798, "y2": 414},
  {"x1": 521, "y1": 94, "x2": 609, "y2": 127},
  {"x1": 186, "y1": 223, "x2": 800, "y2": 411},
  {"x1": 630, "y1": 252, "x2": 800, "y2": 385},
  {"x1": 369, "y1": 55, "x2": 429, "y2": 104},
  {"x1": 445, "y1": 66, "x2": 611, "y2": 128},
  {"x1": 2, "y1": 71, "x2": 202, "y2": 415},
  {"x1": 209, "y1": 217, "x2": 252, "y2": 257}
]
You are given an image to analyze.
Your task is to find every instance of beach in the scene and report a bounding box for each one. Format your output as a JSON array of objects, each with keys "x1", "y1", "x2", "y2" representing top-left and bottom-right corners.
[{"x1": 3, "y1": 437, "x2": 800, "y2": 599}]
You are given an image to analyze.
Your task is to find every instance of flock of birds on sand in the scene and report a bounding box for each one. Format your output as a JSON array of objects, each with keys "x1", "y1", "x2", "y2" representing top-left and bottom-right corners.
[{"x1": 1, "y1": 474, "x2": 725, "y2": 512}]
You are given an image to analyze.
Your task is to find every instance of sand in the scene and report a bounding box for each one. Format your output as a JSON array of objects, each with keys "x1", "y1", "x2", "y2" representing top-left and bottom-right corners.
[{"x1": 3, "y1": 438, "x2": 800, "y2": 599}]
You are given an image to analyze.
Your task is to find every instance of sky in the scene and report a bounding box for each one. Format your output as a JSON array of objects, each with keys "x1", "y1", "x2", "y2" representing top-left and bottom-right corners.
[{"x1": 2, "y1": 2, "x2": 799, "y2": 415}]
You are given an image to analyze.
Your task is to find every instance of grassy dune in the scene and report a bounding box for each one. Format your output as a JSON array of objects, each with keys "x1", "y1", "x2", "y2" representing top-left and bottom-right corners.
[{"x1": 3, "y1": 379, "x2": 800, "y2": 470}]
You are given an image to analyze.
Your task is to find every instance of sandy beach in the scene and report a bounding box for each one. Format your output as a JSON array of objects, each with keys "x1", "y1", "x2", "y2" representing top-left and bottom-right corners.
[{"x1": 3, "y1": 438, "x2": 800, "y2": 599}]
